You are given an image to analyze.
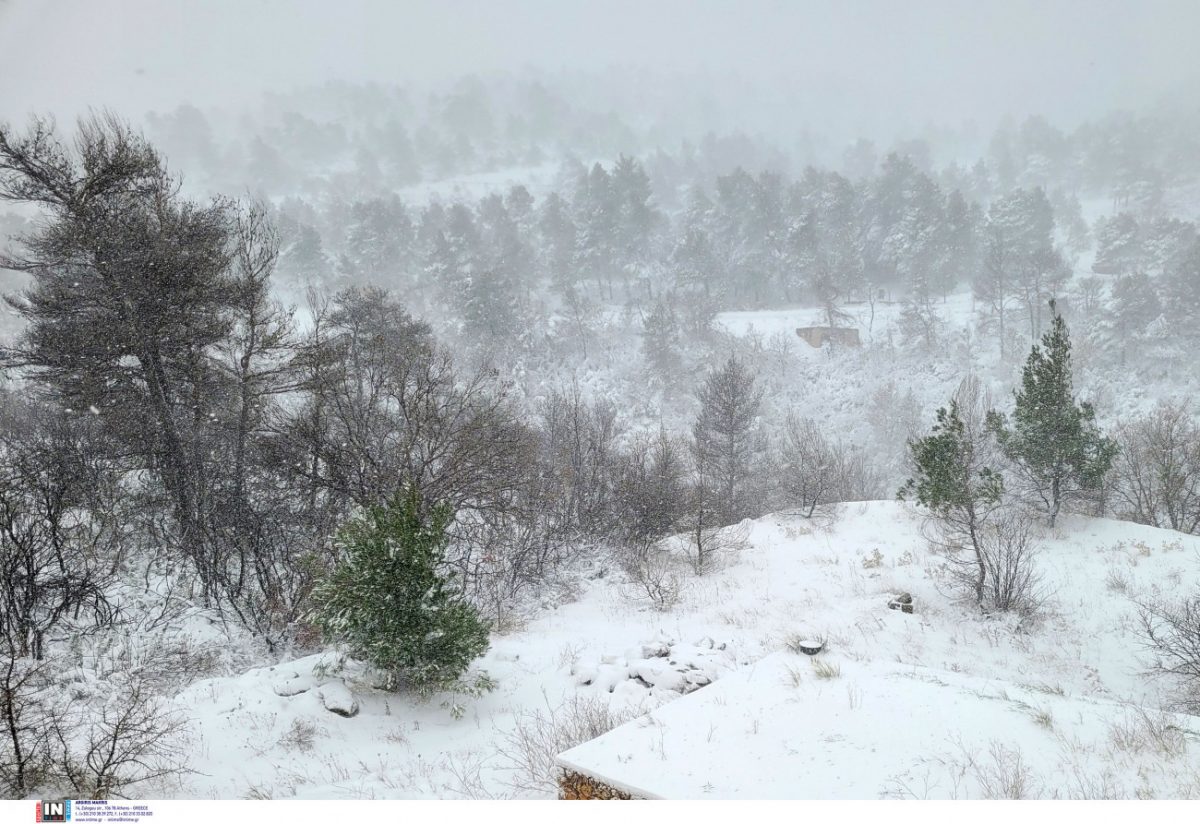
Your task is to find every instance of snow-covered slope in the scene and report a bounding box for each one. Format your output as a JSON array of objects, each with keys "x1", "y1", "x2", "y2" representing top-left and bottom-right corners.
[{"x1": 173, "y1": 502, "x2": 1200, "y2": 799}]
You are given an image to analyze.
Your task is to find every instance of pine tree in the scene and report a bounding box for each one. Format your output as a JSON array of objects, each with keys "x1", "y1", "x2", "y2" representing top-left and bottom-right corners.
[
  {"x1": 1163, "y1": 237, "x2": 1200, "y2": 330},
  {"x1": 640, "y1": 300, "x2": 684, "y2": 390},
  {"x1": 537, "y1": 191, "x2": 577, "y2": 296},
  {"x1": 280, "y1": 221, "x2": 332, "y2": 285},
  {"x1": 977, "y1": 188, "x2": 1057, "y2": 355},
  {"x1": 692, "y1": 356, "x2": 763, "y2": 524},
  {"x1": 610, "y1": 154, "x2": 659, "y2": 269},
  {"x1": 575, "y1": 162, "x2": 618, "y2": 296},
  {"x1": 313, "y1": 487, "x2": 491, "y2": 694},
  {"x1": 987, "y1": 304, "x2": 1117, "y2": 526},
  {"x1": 1, "y1": 115, "x2": 240, "y2": 601},
  {"x1": 900, "y1": 399, "x2": 1004, "y2": 605},
  {"x1": 1092, "y1": 212, "x2": 1142, "y2": 275},
  {"x1": 1108, "y1": 273, "x2": 1162, "y2": 363},
  {"x1": 345, "y1": 196, "x2": 414, "y2": 284},
  {"x1": 427, "y1": 203, "x2": 480, "y2": 309}
]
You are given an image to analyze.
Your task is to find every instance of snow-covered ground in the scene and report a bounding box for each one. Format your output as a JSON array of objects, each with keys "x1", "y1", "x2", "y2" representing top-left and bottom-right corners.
[
  {"x1": 394, "y1": 161, "x2": 564, "y2": 205},
  {"x1": 171, "y1": 502, "x2": 1200, "y2": 799},
  {"x1": 716, "y1": 294, "x2": 979, "y2": 345}
]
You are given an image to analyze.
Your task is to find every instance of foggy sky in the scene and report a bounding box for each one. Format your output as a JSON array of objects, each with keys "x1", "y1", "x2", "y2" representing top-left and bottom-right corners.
[{"x1": 2, "y1": 0, "x2": 1198, "y2": 135}]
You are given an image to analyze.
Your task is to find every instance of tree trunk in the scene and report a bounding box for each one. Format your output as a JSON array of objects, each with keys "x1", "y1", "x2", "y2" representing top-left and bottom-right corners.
[
  {"x1": 967, "y1": 514, "x2": 987, "y2": 607},
  {"x1": 2, "y1": 657, "x2": 27, "y2": 795}
]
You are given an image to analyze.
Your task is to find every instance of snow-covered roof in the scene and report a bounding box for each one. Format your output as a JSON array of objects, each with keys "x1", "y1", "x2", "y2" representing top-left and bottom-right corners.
[{"x1": 556, "y1": 652, "x2": 1200, "y2": 799}]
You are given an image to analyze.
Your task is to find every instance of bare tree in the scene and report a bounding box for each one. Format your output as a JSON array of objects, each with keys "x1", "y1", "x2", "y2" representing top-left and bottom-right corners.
[
  {"x1": 281, "y1": 287, "x2": 531, "y2": 511},
  {"x1": 49, "y1": 676, "x2": 187, "y2": 799},
  {"x1": 1134, "y1": 592, "x2": 1200, "y2": 712},
  {"x1": 613, "y1": 428, "x2": 687, "y2": 561},
  {"x1": 950, "y1": 510, "x2": 1046, "y2": 615},
  {"x1": 1017, "y1": 247, "x2": 1070, "y2": 342},
  {"x1": 778, "y1": 415, "x2": 839, "y2": 518},
  {"x1": 898, "y1": 291, "x2": 944, "y2": 351},
  {"x1": 0, "y1": 395, "x2": 119, "y2": 661},
  {"x1": 0, "y1": 654, "x2": 53, "y2": 796},
  {"x1": 279, "y1": 286, "x2": 545, "y2": 617},
  {"x1": 1112, "y1": 401, "x2": 1200, "y2": 534},
  {"x1": 680, "y1": 503, "x2": 749, "y2": 576},
  {"x1": 776, "y1": 414, "x2": 879, "y2": 520},
  {"x1": 536, "y1": 383, "x2": 621, "y2": 538}
]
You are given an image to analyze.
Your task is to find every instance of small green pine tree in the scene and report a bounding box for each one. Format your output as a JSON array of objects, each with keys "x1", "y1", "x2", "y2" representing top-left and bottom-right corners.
[
  {"x1": 313, "y1": 487, "x2": 491, "y2": 694},
  {"x1": 900, "y1": 400, "x2": 1004, "y2": 605},
  {"x1": 987, "y1": 303, "x2": 1117, "y2": 526}
]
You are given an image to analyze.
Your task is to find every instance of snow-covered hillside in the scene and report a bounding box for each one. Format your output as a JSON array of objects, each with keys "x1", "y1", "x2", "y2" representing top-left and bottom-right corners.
[{"x1": 172, "y1": 502, "x2": 1200, "y2": 799}]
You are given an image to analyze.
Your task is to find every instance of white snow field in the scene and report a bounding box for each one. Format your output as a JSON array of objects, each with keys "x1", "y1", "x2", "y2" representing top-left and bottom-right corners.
[{"x1": 176, "y1": 502, "x2": 1200, "y2": 800}]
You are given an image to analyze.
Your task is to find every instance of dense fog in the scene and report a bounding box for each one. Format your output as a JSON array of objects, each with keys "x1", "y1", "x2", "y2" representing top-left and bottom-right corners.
[{"x1": 3, "y1": 0, "x2": 1200, "y2": 804}]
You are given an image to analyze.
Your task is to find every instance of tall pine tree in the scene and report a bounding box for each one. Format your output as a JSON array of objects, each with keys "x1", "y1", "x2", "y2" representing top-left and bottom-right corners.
[{"x1": 988, "y1": 303, "x2": 1117, "y2": 526}]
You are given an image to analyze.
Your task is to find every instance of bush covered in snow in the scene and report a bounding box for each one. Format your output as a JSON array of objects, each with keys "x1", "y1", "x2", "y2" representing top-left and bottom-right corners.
[{"x1": 313, "y1": 488, "x2": 491, "y2": 694}]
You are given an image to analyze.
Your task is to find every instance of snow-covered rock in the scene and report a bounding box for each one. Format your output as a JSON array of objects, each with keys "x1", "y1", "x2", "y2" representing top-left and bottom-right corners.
[
  {"x1": 271, "y1": 673, "x2": 315, "y2": 697},
  {"x1": 317, "y1": 682, "x2": 359, "y2": 718}
]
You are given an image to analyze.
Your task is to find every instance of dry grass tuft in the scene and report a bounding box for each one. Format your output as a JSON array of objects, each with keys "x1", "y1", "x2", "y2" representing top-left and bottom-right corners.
[{"x1": 812, "y1": 659, "x2": 841, "y2": 680}]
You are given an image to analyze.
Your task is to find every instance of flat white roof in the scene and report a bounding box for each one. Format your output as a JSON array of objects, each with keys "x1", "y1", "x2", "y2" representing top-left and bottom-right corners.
[{"x1": 556, "y1": 652, "x2": 1200, "y2": 799}]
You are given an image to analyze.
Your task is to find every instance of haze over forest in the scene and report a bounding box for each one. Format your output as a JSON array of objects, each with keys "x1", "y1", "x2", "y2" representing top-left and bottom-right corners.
[
  {"x1": 4, "y1": 0, "x2": 1200, "y2": 806},
  {"x1": 4, "y1": 0, "x2": 1200, "y2": 137}
]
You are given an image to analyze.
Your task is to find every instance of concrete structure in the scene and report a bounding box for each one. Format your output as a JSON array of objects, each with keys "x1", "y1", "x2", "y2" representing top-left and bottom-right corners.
[{"x1": 795, "y1": 326, "x2": 861, "y2": 348}]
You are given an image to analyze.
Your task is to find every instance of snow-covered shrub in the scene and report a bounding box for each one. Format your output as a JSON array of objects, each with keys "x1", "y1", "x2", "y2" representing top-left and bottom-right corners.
[
  {"x1": 1107, "y1": 708, "x2": 1189, "y2": 758},
  {"x1": 962, "y1": 740, "x2": 1039, "y2": 799},
  {"x1": 811, "y1": 659, "x2": 841, "y2": 679},
  {"x1": 49, "y1": 673, "x2": 187, "y2": 799},
  {"x1": 456, "y1": 507, "x2": 571, "y2": 633},
  {"x1": 312, "y1": 488, "x2": 491, "y2": 694},
  {"x1": 1, "y1": 654, "x2": 188, "y2": 799},
  {"x1": 276, "y1": 718, "x2": 321, "y2": 754},
  {"x1": 623, "y1": 548, "x2": 684, "y2": 611},
  {"x1": 862, "y1": 548, "x2": 884, "y2": 569}
]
